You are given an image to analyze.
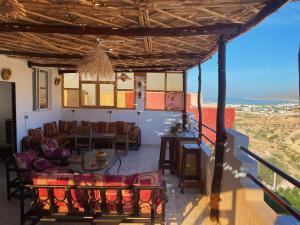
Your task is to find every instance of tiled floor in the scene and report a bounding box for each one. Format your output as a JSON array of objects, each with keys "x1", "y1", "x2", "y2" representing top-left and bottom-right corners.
[{"x1": 0, "y1": 145, "x2": 211, "y2": 225}]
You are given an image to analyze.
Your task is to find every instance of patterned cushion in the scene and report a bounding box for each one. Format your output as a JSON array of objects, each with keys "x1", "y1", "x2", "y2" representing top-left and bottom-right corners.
[
  {"x1": 115, "y1": 121, "x2": 130, "y2": 135},
  {"x1": 28, "y1": 127, "x2": 44, "y2": 140},
  {"x1": 53, "y1": 133, "x2": 69, "y2": 146},
  {"x1": 129, "y1": 127, "x2": 140, "y2": 142},
  {"x1": 41, "y1": 139, "x2": 59, "y2": 157},
  {"x1": 55, "y1": 147, "x2": 71, "y2": 157},
  {"x1": 93, "y1": 174, "x2": 137, "y2": 215},
  {"x1": 97, "y1": 122, "x2": 108, "y2": 133},
  {"x1": 13, "y1": 151, "x2": 38, "y2": 170},
  {"x1": 81, "y1": 121, "x2": 91, "y2": 127},
  {"x1": 90, "y1": 122, "x2": 99, "y2": 132},
  {"x1": 44, "y1": 121, "x2": 58, "y2": 137},
  {"x1": 32, "y1": 173, "x2": 94, "y2": 213},
  {"x1": 31, "y1": 172, "x2": 161, "y2": 215},
  {"x1": 58, "y1": 120, "x2": 77, "y2": 134},
  {"x1": 107, "y1": 122, "x2": 116, "y2": 133},
  {"x1": 32, "y1": 158, "x2": 54, "y2": 171}
]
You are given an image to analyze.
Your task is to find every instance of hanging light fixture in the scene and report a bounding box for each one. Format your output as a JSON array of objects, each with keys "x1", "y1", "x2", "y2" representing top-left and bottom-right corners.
[
  {"x1": 77, "y1": 45, "x2": 114, "y2": 81},
  {"x1": 0, "y1": 0, "x2": 26, "y2": 18}
]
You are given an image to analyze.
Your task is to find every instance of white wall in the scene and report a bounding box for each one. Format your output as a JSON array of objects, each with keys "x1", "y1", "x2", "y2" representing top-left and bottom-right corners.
[
  {"x1": 61, "y1": 76, "x2": 182, "y2": 145},
  {"x1": 0, "y1": 55, "x2": 181, "y2": 147},
  {"x1": 0, "y1": 55, "x2": 62, "y2": 151},
  {"x1": 0, "y1": 82, "x2": 12, "y2": 144}
]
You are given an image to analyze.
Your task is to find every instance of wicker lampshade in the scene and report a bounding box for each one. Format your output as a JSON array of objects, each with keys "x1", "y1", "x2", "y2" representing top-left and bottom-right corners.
[
  {"x1": 0, "y1": 0, "x2": 26, "y2": 18},
  {"x1": 77, "y1": 45, "x2": 114, "y2": 81}
]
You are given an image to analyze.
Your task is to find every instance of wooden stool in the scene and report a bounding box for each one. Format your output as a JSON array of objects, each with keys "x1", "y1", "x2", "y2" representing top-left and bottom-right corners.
[
  {"x1": 159, "y1": 136, "x2": 176, "y2": 174},
  {"x1": 179, "y1": 143, "x2": 202, "y2": 193}
]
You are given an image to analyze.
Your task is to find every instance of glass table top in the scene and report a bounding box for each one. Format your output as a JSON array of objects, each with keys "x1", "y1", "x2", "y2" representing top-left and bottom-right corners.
[{"x1": 68, "y1": 148, "x2": 117, "y2": 173}]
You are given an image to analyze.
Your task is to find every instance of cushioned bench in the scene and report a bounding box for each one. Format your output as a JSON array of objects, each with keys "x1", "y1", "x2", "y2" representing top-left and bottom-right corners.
[{"x1": 20, "y1": 171, "x2": 166, "y2": 225}]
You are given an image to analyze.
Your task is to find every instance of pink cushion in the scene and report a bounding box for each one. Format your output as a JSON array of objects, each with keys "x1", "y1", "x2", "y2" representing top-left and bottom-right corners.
[
  {"x1": 13, "y1": 151, "x2": 38, "y2": 170},
  {"x1": 41, "y1": 139, "x2": 59, "y2": 157},
  {"x1": 55, "y1": 147, "x2": 71, "y2": 157},
  {"x1": 32, "y1": 158, "x2": 54, "y2": 171}
]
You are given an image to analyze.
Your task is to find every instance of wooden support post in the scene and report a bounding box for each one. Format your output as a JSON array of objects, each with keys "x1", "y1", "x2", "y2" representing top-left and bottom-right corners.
[
  {"x1": 197, "y1": 64, "x2": 202, "y2": 142},
  {"x1": 210, "y1": 36, "x2": 227, "y2": 221},
  {"x1": 182, "y1": 70, "x2": 188, "y2": 131}
]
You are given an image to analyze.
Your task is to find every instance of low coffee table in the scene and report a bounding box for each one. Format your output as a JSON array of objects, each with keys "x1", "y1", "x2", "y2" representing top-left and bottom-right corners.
[{"x1": 68, "y1": 148, "x2": 121, "y2": 174}]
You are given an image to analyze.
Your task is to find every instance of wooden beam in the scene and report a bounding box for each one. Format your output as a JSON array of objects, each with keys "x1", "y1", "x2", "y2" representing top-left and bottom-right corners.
[
  {"x1": 197, "y1": 63, "x2": 202, "y2": 143},
  {"x1": 59, "y1": 68, "x2": 183, "y2": 74},
  {"x1": 27, "y1": 61, "x2": 76, "y2": 68},
  {"x1": 1, "y1": 50, "x2": 203, "y2": 60},
  {"x1": 210, "y1": 36, "x2": 227, "y2": 221},
  {"x1": 0, "y1": 50, "x2": 82, "y2": 59},
  {"x1": 182, "y1": 70, "x2": 188, "y2": 130},
  {"x1": 0, "y1": 23, "x2": 241, "y2": 37},
  {"x1": 28, "y1": 61, "x2": 188, "y2": 70}
]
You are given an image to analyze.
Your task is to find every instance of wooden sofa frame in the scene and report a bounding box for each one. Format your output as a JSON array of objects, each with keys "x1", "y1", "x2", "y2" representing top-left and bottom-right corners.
[{"x1": 21, "y1": 183, "x2": 167, "y2": 225}]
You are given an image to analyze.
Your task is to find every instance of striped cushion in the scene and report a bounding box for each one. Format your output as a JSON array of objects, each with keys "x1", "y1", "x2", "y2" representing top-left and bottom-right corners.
[
  {"x1": 31, "y1": 172, "x2": 162, "y2": 216},
  {"x1": 44, "y1": 122, "x2": 58, "y2": 137},
  {"x1": 28, "y1": 127, "x2": 44, "y2": 140},
  {"x1": 58, "y1": 120, "x2": 77, "y2": 134}
]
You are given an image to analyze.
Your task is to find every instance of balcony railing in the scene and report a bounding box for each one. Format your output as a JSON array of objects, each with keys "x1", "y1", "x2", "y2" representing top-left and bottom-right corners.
[
  {"x1": 240, "y1": 146, "x2": 300, "y2": 221},
  {"x1": 190, "y1": 118, "x2": 216, "y2": 146}
]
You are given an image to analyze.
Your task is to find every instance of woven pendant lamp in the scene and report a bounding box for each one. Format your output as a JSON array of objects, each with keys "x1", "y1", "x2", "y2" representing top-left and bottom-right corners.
[
  {"x1": 77, "y1": 45, "x2": 114, "y2": 81},
  {"x1": 0, "y1": 0, "x2": 26, "y2": 18}
]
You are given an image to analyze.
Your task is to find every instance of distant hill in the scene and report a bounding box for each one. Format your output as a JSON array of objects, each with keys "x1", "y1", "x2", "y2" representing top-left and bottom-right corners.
[{"x1": 248, "y1": 91, "x2": 298, "y2": 102}]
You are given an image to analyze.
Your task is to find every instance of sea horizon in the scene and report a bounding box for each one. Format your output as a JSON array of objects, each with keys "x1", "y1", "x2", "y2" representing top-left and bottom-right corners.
[{"x1": 202, "y1": 97, "x2": 298, "y2": 105}]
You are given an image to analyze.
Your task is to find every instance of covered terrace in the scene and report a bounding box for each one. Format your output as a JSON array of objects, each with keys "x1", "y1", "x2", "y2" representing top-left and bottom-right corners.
[{"x1": 0, "y1": 0, "x2": 299, "y2": 225}]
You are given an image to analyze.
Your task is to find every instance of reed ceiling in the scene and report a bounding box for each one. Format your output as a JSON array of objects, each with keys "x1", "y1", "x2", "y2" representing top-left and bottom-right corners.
[{"x1": 0, "y1": 0, "x2": 290, "y2": 71}]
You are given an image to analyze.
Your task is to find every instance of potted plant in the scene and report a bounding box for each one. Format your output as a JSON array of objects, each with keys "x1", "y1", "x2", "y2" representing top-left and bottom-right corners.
[{"x1": 169, "y1": 122, "x2": 182, "y2": 136}]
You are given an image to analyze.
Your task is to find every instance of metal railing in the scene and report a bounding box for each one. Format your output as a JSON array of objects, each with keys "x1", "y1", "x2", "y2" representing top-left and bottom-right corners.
[
  {"x1": 240, "y1": 146, "x2": 300, "y2": 221},
  {"x1": 190, "y1": 118, "x2": 216, "y2": 146}
]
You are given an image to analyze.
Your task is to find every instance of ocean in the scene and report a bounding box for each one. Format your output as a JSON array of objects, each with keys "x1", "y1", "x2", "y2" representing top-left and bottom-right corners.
[{"x1": 203, "y1": 97, "x2": 296, "y2": 105}]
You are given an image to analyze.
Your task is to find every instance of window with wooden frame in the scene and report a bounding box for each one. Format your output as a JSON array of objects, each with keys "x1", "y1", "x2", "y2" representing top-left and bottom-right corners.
[
  {"x1": 116, "y1": 72, "x2": 135, "y2": 109},
  {"x1": 62, "y1": 72, "x2": 135, "y2": 109},
  {"x1": 33, "y1": 68, "x2": 51, "y2": 111},
  {"x1": 145, "y1": 72, "x2": 184, "y2": 111}
]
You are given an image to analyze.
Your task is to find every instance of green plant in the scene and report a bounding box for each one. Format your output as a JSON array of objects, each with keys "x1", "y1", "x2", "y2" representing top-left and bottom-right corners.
[
  {"x1": 169, "y1": 122, "x2": 182, "y2": 135},
  {"x1": 265, "y1": 188, "x2": 300, "y2": 215}
]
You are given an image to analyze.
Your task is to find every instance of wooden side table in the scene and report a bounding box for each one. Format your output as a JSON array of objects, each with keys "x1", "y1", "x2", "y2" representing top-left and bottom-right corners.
[{"x1": 179, "y1": 143, "x2": 202, "y2": 193}]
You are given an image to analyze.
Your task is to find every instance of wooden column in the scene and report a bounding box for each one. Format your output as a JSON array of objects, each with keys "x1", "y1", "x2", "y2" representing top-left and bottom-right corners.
[
  {"x1": 197, "y1": 64, "x2": 203, "y2": 143},
  {"x1": 182, "y1": 70, "x2": 188, "y2": 131},
  {"x1": 210, "y1": 36, "x2": 227, "y2": 221}
]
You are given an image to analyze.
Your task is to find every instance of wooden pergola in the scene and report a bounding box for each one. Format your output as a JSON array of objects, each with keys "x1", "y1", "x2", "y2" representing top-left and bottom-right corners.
[{"x1": 0, "y1": 0, "x2": 292, "y2": 221}]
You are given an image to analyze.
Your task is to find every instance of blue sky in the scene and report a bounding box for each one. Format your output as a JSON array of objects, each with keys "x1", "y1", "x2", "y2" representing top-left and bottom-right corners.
[{"x1": 187, "y1": 2, "x2": 300, "y2": 101}]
